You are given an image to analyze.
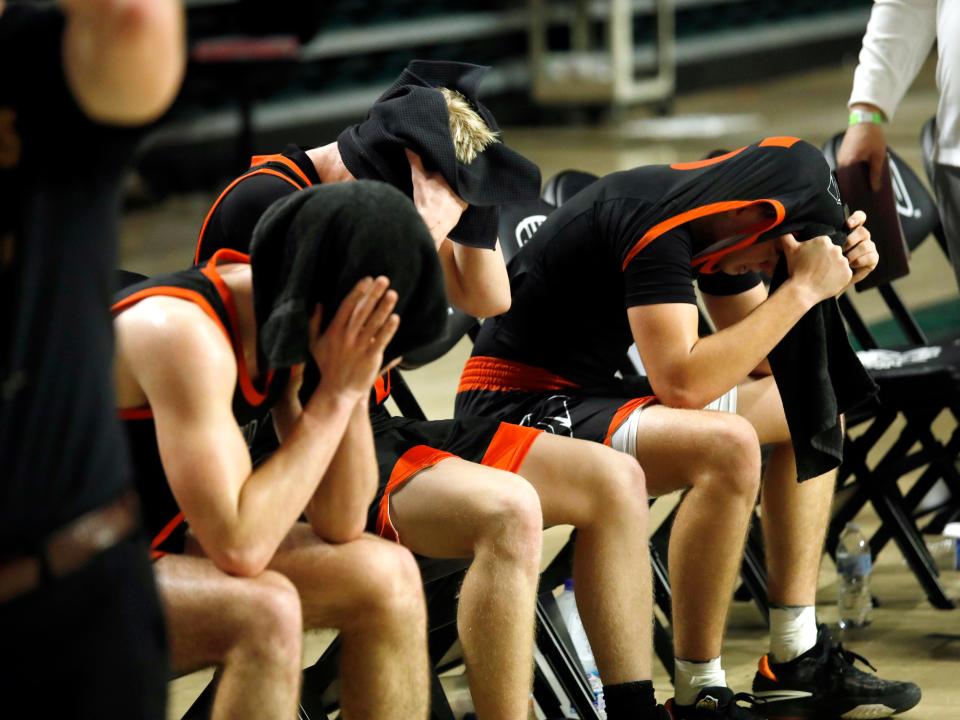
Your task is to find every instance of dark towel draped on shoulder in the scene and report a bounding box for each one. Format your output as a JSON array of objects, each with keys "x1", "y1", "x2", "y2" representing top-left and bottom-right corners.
[
  {"x1": 338, "y1": 60, "x2": 541, "y2": 250},
  {"x1": 250, "y1": 181, "x2": 448, "y2": 368},
  {"x1": 768, "y1": 223, "x2": 878, "y2": 481}
]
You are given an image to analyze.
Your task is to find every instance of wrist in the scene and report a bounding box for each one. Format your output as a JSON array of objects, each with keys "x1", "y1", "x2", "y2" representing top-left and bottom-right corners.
[
  {"x1": 303, "y1": 385, "x2": 360, "y2": 425},
  {"x1": 779, "y1": 276, "x2": 821, "y2": 311},
  {"x1": 848, "y1": 104, "x2": 886, "y2": 126}
]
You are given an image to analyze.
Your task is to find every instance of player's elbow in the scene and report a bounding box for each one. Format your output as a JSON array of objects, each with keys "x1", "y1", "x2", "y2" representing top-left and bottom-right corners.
[
  {"x1": 310, "y1": 514, "x2": 367, "y2": 544},
  {"x1": 211, "y1": 542, "x2": 273, "y2": 578},
  {"x1": 457, "y1": 288, "x2": 511, "y2": 319},
  {"x1": 651, "y1": 376, "x2": 711, "y2": 410}
]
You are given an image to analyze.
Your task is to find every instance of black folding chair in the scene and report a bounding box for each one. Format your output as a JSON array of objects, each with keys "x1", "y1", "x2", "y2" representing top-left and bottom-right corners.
[{"x1": 820, "y1": 132, "x2": 960, "y2": 609}]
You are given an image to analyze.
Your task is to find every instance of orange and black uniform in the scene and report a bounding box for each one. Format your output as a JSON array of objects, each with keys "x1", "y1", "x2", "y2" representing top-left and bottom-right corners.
[
  {"x1": 456, "y1": 138, "x2": 841, "y2": 443},
  {"x1": 114, "y1": 250, "x2": 289, "y2": 558},
  {"x1": 194, "y1": 144, "x2": 319, "y2": 262},
  {"x1": 195, "y1": 149, "x2": 543, "y2": 543}
]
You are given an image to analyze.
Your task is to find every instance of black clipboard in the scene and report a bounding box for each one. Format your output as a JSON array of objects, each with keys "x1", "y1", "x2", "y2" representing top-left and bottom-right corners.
[{"x1": 834, "y1": 159, "x2": 911, "y2": 291}]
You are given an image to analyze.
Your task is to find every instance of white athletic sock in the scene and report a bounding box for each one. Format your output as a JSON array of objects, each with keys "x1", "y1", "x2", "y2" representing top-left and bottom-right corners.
[
  {"x1": 674, "y1": 657, "x2": 726, "y2": 706},
  {"x1": 769, "y1": 605, "x2": 817, "y2": 663}
]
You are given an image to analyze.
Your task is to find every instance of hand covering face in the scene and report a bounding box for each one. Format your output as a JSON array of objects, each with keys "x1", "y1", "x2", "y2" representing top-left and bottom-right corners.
[{"x1": 338, "y1": 60, "x2": 542, "y2": 250}]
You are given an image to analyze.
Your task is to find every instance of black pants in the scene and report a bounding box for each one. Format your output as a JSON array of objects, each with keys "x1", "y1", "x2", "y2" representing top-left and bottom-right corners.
[{"x1": 0, "y1": 533, "x2": 168, "y2": 718}]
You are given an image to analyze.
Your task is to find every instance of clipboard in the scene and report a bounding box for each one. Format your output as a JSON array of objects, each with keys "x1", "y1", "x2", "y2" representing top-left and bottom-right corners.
[{"x1": 834, "y1": 159, "x2": 911, "y2": 291}]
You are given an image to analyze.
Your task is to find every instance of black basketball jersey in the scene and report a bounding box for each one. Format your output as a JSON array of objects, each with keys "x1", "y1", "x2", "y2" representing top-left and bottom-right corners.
[{"x1": 113, "y1": 249, "x2": 290, "y2": 558}]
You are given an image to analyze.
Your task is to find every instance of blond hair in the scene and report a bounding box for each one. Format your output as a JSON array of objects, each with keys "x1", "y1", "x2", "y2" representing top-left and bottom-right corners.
[{"x1": 439, "y1": 87, "x2": 499, "y2": 164}]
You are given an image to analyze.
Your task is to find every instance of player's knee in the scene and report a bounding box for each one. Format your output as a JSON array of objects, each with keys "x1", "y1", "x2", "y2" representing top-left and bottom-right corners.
[
  {"x1": 594, "y1": 449, "x2": 649, "y2": 511},
  {"x1": 698, "y1": 416, "x2": 761, "y2": 500},
  {"x1": 354, "y1": 541, "x2": 426, "y2": 626},
  {"x1": 476, "y1": 479, "x2": 543, "y2": 569},
  {"x1": 236, "y1": 571, "x2": 303, "y2": 665}
]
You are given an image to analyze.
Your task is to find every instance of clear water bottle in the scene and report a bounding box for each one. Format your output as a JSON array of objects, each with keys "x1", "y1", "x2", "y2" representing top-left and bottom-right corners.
[
  {"x1": 556, "y1": 579, "x2": 606, "y2": 716},
  {"x1": 836, "y1": 523, "x2": 873, "y2": 630},
  {"x1": 926, "y1": 535, "x2": 960, "y2": 571}
]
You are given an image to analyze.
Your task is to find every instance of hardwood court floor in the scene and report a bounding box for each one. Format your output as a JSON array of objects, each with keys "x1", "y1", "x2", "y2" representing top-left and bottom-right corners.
[{"x1": 146, "y1": 58, "x2": 960, "y2": 717}]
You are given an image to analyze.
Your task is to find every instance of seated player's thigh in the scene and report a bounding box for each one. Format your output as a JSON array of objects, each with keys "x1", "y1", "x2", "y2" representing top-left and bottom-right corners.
[
  {"x1": 735, "y1": 375, "x2": 789, "y2": 445},
  {"x1": 514, "y1": 431, "x2": 647, "y2": 527},
  {"x1": 631, "y1": 404, "x2": 760, "y2": 496},
  {"x1": 154, "y1": 554, "x2": 299, "y2": 674},
  {"x1": 390, "y1": 457, "x2": 542, "y2": 559}
]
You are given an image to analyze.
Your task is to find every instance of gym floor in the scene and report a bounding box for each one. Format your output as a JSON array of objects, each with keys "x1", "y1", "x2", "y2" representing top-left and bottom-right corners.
[{"x1": 125, "y1": 58, "x2": 960, "y2": 718}]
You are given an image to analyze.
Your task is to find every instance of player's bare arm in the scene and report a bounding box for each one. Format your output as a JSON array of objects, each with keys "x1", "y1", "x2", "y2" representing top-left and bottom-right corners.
[
  {"x1": 117, "y1": 278, "x2": 397, "y2": 576},
  {"x1": 272, "y1": 277, "x2": 401, "y2": 543},
  {"x1": 628, "y1": 232, "x2": 852, "y2": 408},
  {"x1": 407, "y1": 148, "x2": 511, "y2": 317},
  {"x1": 61, "y1": 0, "x2": 185, "y2": 124}
]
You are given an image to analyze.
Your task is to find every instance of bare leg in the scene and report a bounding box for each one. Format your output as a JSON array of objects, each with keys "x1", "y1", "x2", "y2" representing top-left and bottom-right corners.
[
  {"x1": 631, "y1": 406, "x2": 762, "y2": 661},
  {"x1": 389, "y1": 459, "x2": 543, "y2": 720},
  {"x1": 267, "y1": 526, "x2": 430, "y2": 720},
  {"x1": 156, "y1": 555, "x2": 303, "y2": 720},
  {"x1": 517, "y1": 432, "x2": 653, "y2": 683},
  {"x1": 737, "y1": 377, "x2": 835, "y2": 606}
]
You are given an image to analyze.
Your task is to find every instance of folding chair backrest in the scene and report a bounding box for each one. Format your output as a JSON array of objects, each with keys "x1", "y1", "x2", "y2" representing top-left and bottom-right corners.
[
  {"x1": 399, "y1": 307, "x2": 478, "y2": 370},
  {"x1": 921, "y1": 116, "x2": 937, "y2": 185},
  {"x1": 497, "y1": 198, "x2": 556, "y2": 265},
  {"x1": 823, "y1": 131, "x2": 941, "y2": 253},
  {"x1": 117, "y1": 269, "x2": 148, "y2": 291},
  {"x1": 541, "y1": 169, "x2": 599, "y2": 208}
]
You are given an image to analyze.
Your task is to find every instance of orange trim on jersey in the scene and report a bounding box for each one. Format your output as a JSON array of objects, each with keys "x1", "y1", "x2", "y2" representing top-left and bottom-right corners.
[
  {"x1": 670, "y1": 146, "x2": 747, "y2": 171},
  {"x1": 376, "y1": 446, "x2": 456, "y2": 542},
  {"x1": 759, "y1": 136, "x2": 801, "y2": 149},
  {"x1": 758, "y1": 654, "x2": 778, "y2": 682},
  {"x1": 194, "y1": 155, "x2": 312, "y2": 264},
  {"x1": 249, "y1": 153, "x2": 313, "y2": 187},
  {"x1": 621, "y1": 199, "x2": 787, "y2": 273},
  {"x1": 480, "y1": 422, "x2": 542, "y2": 472},
  {"x1": 603, "y1": 396, "x2": 657, "y2": 446},
  {"x1": 458, "y1": 356, "x2": 580, "y2": 394},
  {"x1": 119, "y1": 407, "x2": 154, "y2": 421},
  {"x1": 200, "y1": 249, "x2": 276, "y2": 408},
  {"x1": 374, "y1": 372, "x2": 392, "y2": 404},
  {"x1": 150, "y1": 511, "x2": 185, "y2": 561},
  {"x1": 113, "y1": 286, "x2": 233, "y2": 419}
]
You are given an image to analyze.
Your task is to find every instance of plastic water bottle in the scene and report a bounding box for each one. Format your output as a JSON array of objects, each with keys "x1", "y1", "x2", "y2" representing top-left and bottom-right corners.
[
  {"x1": 556, "y1": 579, "x2": 606, "y2": 716},
  {"x1": 926, "y1": 535, "x2": 960, "y2": 571},
  {"x1": 836, "y1": 523, "x2": 873, "y2": 629}
]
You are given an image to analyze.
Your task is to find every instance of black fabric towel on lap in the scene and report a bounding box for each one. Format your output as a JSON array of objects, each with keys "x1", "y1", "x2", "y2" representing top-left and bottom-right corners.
[
  {"x1": 768, "y1": 223, "x2": 878, "y2": 481},
  {"x1": 250, "y1": 181, "x2": 448, "y2": 368},
  {"x1": 338, "y1": 60, "x2": 542, "y2": 249}
]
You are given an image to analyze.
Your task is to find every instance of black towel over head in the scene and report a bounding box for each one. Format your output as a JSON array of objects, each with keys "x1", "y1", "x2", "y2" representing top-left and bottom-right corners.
[
  {"x1": 250, "y1": 181, "x2": 448, "y2": 369},
  {"x1": 337, "y1": 60, "x2": 542, "y2": 250},
  {"x1": 767, "y1": 223, "x2": 877, "y2": 481}
]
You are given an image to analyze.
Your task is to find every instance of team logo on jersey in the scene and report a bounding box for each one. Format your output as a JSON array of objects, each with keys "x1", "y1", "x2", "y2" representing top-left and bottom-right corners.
[
  {"x1": 889, "y1": 157, "x2": 921, "y2": 219},
  {"x1": 520, "y1": 395, "x2": 573, "y2": 436},
  {"x1": 827, "y1": 172, "x2": 841, "y2": 205},
  {"x1": 515, "y1": 214, "x2": 547, "y2": 247},
  {"x1": 0, "y1": 108, "x2": 21, "y2": 169}
]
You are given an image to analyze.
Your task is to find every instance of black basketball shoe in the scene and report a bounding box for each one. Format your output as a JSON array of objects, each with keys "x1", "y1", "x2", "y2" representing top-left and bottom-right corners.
[
  {"x1": 752, "y1": 624, "x2": 921, "y2": 718},
  {"x1": 665, "y1": 687, "x2": 768, "y2": 719}
]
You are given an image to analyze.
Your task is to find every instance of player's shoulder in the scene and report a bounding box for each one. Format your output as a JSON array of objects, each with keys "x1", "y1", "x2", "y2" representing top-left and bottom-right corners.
[{"x1": 116, "y1": 295, "x2": 235, "y2": 380}]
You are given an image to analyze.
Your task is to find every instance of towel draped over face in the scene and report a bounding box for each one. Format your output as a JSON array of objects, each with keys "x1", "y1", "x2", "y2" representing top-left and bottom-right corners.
[
  {"x1": 337, "y1": 60, "x2": 542, "y2": 250},
  {"x1": 250, "y1": 181, "x2": 448, "y2": 369}
]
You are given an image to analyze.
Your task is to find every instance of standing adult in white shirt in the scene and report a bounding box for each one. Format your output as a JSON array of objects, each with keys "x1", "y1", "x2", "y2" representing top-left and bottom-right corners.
[{"x1": 838, "y1": 0, "x2": 960, "y2": 289}]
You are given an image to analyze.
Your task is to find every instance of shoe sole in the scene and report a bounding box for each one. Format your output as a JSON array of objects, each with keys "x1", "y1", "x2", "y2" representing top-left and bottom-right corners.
[{"x1": 756, "y1": 691, "x2": 920, "y2": 720}]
